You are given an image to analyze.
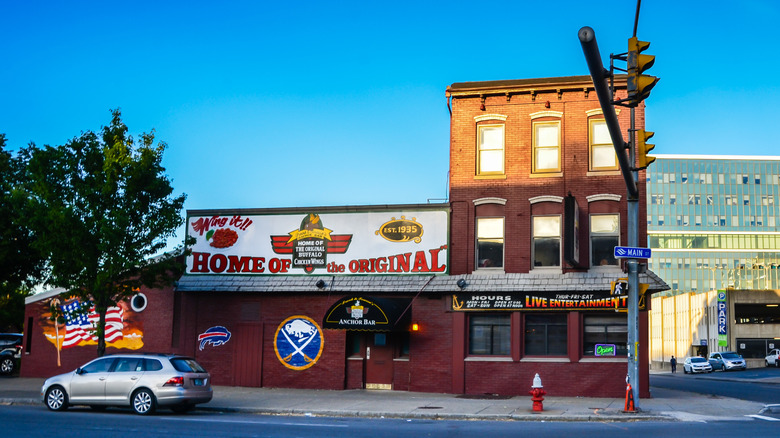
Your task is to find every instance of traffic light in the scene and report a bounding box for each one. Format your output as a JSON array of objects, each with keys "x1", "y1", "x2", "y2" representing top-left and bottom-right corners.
[
  {"x1": 627, "y1": 37, "x2": 659, "y2": 106},
  {"x1": 635, "y1": 129, "x2": 656, "y2": 169}
]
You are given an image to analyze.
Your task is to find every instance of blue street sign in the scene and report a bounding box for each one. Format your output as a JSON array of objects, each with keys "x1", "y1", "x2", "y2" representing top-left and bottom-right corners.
[{"x1": 613, "y1": 246, "x2": 652, "y2": 259}]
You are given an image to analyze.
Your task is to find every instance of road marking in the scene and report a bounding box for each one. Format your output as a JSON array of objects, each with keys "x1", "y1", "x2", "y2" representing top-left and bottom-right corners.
[{"x1": 747, "y1": 414, "x2": 780, "y2": 421}]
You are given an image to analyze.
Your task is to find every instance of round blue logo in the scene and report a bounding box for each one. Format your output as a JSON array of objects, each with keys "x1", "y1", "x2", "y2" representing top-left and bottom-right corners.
[{"x1": 274, "y1": 315, "x2": 324, "y2": 370}]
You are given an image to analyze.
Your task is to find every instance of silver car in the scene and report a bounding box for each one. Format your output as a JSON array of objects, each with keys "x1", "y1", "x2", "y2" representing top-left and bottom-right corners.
[
  {"x1": 41, "y1": 353, "x2": 212, "y2": 415},
  {"x1": 683, "y1": 356, "x2": 713, "y2": 374}
]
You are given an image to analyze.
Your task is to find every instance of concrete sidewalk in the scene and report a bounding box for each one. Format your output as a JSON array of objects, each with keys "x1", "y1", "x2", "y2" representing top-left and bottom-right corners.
[{"x1": 0, "y1": 376, "x2": 768, "y2": 422}]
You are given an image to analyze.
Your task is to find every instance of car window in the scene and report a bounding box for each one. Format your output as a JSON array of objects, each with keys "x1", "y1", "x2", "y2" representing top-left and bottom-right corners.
[
  {"x1": 691, "y1": 357, "x2": 706, "y2": 363},
  {"x1": 114, "y1": 357, "x2": 143, "y2": 372},
  {"x1": 81, "y1": 358, "x2": 115, "y2": 373},
  {"x1": 722, "y1": 353, "x2": 740, "y2": 359},
  {"x1": 171, "y1": 358, "x2": 207, "y2": 373},
  {"x1": 144, "y1": 359, "x2": 163, "y2": 371}
]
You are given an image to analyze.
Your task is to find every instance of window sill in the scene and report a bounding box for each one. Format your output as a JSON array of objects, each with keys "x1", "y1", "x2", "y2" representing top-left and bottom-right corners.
[
  {"x1": 529, "y1": 172, "x2": 563, "y2": 178},
  {"x1": 587, "y1": 170, "x2": 621, "y2": 176},
  {"x1": 347, "y1": 356, "x2": 364, "y2": 361},
  {"x1": 464, "y1": 356, "x2": 513, "y2": 362},
  {"x1": 579, "y1": 357, "x2": 627, "y2": 363},
  {"x1": 520, "y1": 357, "x2": 571, "y2": 363},
  {"x1": 394, "y1": 357, "x2": 410, "y2": 362},
  {"x1": 474, "y1": 174, "x2": 507, "y2": 180},
  {"x1": 473, "y1": 268, "x2": 505, "y2": 275},
  {"x1": 531, "y1": 267, "x2": 562, "y2": 275}
]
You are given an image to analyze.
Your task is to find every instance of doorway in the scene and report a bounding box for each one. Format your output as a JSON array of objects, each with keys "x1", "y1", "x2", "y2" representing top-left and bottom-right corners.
[{"x1": 365, "y1": 333, "x2": 395, "y2": 390}]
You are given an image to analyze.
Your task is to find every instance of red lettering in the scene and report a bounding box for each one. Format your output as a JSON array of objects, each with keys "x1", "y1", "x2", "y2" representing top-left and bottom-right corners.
[
  {"x1": 209, "y1": 254, "x2": 228, "y2": 273},
  {"x1": 269, "y1": 258, "x2": 281, "y2": 273},
  {"x1": 394, "y1": 253, "x2": 411, "y2": 272},
  {"x1": 348, "y1": 260, "x2": 360, "y2": 273},
  {"x1": 227, "y1": 255, "x2": 250, "y2": 273},
  {"x1": 428, "y1": 248, "x2": 447, "y2": 272},
  {"x1": 375, "y1": 257, "x2": 387, "y2": 273},
  {"x1": 191, "y1": 252, "x2": 211, "y2": 272},
  {"x1": 280, "y1": 259, "x2": 291, "y2": 273},
  {"x1": 252, "y1": 257, "x2": 265, "y2": 273},
  {"x1": 411, "y1": 250, "x2": 429, "y2": 272}
]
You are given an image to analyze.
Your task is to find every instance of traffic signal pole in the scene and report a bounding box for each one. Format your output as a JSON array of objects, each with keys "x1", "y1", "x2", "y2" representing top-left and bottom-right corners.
[{"x1": 579, "y1": 26, "x2": 641, "y2": 409}]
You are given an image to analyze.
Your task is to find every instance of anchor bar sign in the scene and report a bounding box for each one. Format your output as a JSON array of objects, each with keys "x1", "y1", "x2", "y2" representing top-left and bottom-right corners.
[{"x1": 613, "y1": 246, "x2": 652, "y2": 259}]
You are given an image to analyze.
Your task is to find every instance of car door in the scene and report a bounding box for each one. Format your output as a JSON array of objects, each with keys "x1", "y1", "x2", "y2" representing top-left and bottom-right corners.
[
  {"x1": 709, "y1": 353, "x2": 722, "y2": 368},
  {"x1": 104, "y1": 357, "x2": 144, "y2": 402},
  {"x1": 69, "y1": 357, "x2": 116, "y2": 403}
]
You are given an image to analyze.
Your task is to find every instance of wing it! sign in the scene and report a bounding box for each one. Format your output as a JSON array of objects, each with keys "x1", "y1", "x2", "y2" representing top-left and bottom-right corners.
[{"x1": 186, "y1": 209, "x2": 449, "y2": 276}]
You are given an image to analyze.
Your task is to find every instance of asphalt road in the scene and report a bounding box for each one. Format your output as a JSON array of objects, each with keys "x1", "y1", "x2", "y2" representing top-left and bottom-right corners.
[
  {"x1": 651, "y1": 368, "x2": 780, "y2": 405},
  {"x1": 2, "y1": 404, "x2": 779, "y2": 437}
]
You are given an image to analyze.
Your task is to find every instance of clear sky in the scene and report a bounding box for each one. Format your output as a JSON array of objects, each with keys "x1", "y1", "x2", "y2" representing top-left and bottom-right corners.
[{"x1": 3, "y1": 1, "x2": 778, "y2": 248}]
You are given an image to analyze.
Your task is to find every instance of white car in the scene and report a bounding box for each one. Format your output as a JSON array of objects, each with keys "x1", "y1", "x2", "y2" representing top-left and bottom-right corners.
[
  {"x1": 765, "y1": 349, "x2": 780, "y2": 367},
  {"x1": 683, "y1": 356, "x2": 713, "y2": 374}
]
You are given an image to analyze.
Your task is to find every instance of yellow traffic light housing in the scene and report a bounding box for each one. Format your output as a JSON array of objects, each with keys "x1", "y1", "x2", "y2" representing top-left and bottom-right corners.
[
  {"x1": 636, "y1": 129, "x2": 656, "y2": 169},
  {"x1": 627, "y1": 37, "x2": 659, "y2": 106}
]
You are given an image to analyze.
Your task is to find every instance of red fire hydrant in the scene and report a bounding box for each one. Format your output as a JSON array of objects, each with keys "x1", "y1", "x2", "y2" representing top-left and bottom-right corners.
[{"x1": 529, "y1": 373, "x2": 546, "y2": 412}]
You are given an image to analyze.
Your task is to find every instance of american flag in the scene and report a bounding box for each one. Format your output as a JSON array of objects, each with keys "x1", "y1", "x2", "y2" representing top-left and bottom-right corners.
[{"x1": 60, "y1": 301, "x2": 124, "y2": 349}]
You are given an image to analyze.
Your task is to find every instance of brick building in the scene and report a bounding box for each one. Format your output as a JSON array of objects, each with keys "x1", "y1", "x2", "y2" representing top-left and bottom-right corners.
[{"x1": 21, "y1": 76, "x2": 667, "y2": 398}]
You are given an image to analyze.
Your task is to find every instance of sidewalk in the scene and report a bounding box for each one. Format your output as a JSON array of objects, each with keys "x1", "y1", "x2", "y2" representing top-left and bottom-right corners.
[{"x1": 0, "y1": 376, "x2": 768, "y2": 422}]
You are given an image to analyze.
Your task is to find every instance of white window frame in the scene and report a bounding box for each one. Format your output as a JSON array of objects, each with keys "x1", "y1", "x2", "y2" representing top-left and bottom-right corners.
[
  {"x1": 476, "y1": 217, "x2": 504, "y2": 270},
  {"x1": 589, "y1": 119, "x2": 618, "y2": 171},
  {"x1": 532, "y1": 121, "x2": 561, "y2": 173},
  {"x1": 477, "y1": 124, "x2": 505, "y2": 175},
  {"x1": 532, "y1": 215, "x2": 561, "y2": 269}
]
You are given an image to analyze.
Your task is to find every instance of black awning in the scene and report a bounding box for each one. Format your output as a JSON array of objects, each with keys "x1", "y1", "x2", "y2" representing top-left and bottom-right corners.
[{"x1": 322, "y1": 296, "x2": 412, "y2": 331}]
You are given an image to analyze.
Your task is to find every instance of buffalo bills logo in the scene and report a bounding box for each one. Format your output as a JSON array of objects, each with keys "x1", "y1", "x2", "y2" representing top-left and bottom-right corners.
[{"x1": 198, "y1": 326, "x2": 232, "y2": 350}]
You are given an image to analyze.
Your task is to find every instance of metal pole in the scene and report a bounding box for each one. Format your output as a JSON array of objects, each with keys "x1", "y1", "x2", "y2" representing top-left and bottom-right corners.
[{"x1": 627, "y1": 107, "x2": 640, "y2": 408}]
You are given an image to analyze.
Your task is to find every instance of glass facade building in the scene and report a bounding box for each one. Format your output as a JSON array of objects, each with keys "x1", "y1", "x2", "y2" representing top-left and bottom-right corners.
[{"x1": 646, "y1": 155, "x2": 780, "y2": 295}]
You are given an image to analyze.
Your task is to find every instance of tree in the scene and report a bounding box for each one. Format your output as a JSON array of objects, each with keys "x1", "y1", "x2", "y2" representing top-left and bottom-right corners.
[
  {"x1": 21, "y1": 110, "x2": 188, "y2": 356},
  {"x1": 0, "y1": 134, "x2": 42, "y2": 332}
]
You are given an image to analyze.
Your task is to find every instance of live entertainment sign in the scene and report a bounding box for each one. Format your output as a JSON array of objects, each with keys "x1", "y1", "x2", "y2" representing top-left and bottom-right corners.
[
  {"x1": 185, "y1": 208, "x2": 449, "y2": 276},
  {"x1": 452, "y1": 291, "x2": 627, "y2": 311}
]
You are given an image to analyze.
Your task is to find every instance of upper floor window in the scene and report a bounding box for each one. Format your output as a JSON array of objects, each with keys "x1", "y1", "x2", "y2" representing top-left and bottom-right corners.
[
  {"x1": 476, "y1": 217, "x2": 504, "y2": 269},
  {"x1": 532, "y1": 216, "x2": 560, "y2": 267},
  {"x1": 532, "y1": 121, "x2": 560, "y2": 173},
  {"x1": 477, "y1": 125, "x2": 504, "y2": 175},
  {"x1": 591, "y1": 214, "x2": 619, "y2": 267},
  {"x1": 589, "y1": 120, "x2": 617, "y2": 171}
]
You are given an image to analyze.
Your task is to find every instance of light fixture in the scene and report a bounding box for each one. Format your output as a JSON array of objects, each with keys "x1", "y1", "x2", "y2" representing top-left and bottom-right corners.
[
  {"x1": 411, "y1": 323, "x2": 419, "y2": 331},
  {"x1": 457, "y1": 278, "x2": 467, "y2": 289},
  {"x1": 315, "y1": 279, "x2": 326, "y2": 289},
  {"x1": 767, "y1": 304, "x2": 779, "y2": 307}
]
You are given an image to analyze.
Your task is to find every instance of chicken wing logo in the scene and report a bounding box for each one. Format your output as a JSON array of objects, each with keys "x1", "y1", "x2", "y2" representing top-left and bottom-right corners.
[
  {"x1": 274, "y1": 315, "x2": 324, "y2": 370},
  {"x1": 198, "y1": 326, "x2": 231, "y2": 351},
  {"x1": 270, "y1": 214, "x2": 352, "y2": 274}
]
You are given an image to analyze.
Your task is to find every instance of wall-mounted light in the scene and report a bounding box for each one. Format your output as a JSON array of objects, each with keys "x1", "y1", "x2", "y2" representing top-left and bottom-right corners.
[
  {"x1": 457, "y1": 279, "x2": 467, "y2": 290},
  {"x1": 316, "y1": 279, "x2": 326, "y2": 289},
  {"x1": 767, "y1": 304, "x2": 779, "y2": 307},
  {"x1": 411, "y1": 323, "x2": 419, "y2": 332}
]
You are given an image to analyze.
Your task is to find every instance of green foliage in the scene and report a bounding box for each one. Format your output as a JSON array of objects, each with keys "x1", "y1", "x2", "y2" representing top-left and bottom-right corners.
[
  {"x1": 19, "y1": 110, "x2": 188, "y2": 355},
  {"x1": 0, "y1": 134, "x2": 44, "y2": 331}
]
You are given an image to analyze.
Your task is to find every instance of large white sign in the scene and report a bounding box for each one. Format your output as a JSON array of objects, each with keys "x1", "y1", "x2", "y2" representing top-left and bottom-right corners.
[{"x1": 185, "y1": 209, "x2": 449, "y2": 276}]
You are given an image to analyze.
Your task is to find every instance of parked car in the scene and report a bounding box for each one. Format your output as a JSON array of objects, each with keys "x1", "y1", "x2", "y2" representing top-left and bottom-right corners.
[
  {"x1": 0, "y1": 333, "x2": 23, "y2": 375},
  {"x1": 683, "y1": 356, "x2": 713, "y2": 374},
  {"x1": 41, "y1": 353, "x2": 212, "y2": 415},
  {"x1": 765, "y1": 349, "x2": 780, "y2": 367},
  {"x1": 708, "y1": 351, "x2": 747, "y2": 371}
]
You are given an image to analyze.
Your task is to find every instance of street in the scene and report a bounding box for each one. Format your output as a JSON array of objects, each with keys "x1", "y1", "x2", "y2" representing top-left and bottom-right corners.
[
  {"x1": 1, "y1": 404, "x2": 779, "y2": 438},
  {"x1": 651, "y1": 367, "x2": 780, "y2": 405}
]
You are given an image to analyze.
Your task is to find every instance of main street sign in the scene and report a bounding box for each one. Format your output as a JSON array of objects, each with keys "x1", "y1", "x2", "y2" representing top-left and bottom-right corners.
[{"x1": 613, "y1": 246, "x2": 652, "y2": 259}]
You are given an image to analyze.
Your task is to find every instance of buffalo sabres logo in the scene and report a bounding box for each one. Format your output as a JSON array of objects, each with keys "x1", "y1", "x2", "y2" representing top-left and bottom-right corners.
[
  {"x1": 198, "y1": 326, "x2": 231, "y2": 351},
  {"x1": 274, "y1": 316, "x2": 324, "y2": 370}
]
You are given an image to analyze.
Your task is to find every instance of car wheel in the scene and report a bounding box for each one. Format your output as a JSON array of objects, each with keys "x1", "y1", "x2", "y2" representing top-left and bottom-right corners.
[
  {"x1": 776, "y1": 360, "x2": 779, "y2": 368},
  {"x1": 0, "y1": 357, "x2": 14, "y2": 375},
  {"x1": 767, "y1": 360, "x2": 771, "y2": 367},
  {"x1": 45, "y1": 386, "x2": 68, "y2": 411},
  {"x1": 131, "y1": 389, "x2": 156, "y2": 415},
  {"x1": 721, "y1": 364, "x2": 726, "y2": 371}
]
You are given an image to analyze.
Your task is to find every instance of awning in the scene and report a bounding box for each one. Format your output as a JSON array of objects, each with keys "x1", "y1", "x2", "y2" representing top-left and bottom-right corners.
[{"x1": 322, "y1": 296, "x2": 412, "y2": 331}]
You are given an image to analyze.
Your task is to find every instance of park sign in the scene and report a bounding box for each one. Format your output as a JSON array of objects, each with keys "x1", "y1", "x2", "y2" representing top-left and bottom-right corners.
[{"x1": 613, "y1": 246, "x2": 652, "y2": 259}]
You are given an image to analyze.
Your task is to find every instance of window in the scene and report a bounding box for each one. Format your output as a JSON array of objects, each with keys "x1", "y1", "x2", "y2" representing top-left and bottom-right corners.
[
  {"x1": 583, "y1": 314, "x2": 627, "y2": 356},
  {"x1": 477, "y1": 125, "x2": 504, "y2": 175},
  {"x1": 476, "y1": 217, "x2": 504, "y2": 268},
  {"x1": 469, "y1": 314, "x2": 510, "y2": 355},
  {"x1": 524, "y1": 314, "x2": 567, "y2": 355},
  {"x1": 533, "y1": 121, "x2": 560, "y2": 173},
  {"x1": 589, "y1": 120, "x2": 617, "y2": 170},
  {"x1": 114, "y1": 357, "x2": 143, "y2": 372},
  {"x1": 591, "y1": 214, "x2": 619, "y2": 266},
  {"x1": 81, "y1": 358, "x2": 115, "y2": 374},
  {"x1": 533, "y1": 216, "x2": 560, "y2": 267}
]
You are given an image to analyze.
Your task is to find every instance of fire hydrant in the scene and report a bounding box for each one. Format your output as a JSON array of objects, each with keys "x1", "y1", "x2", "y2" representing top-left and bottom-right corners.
[{"x1": 529, "y1": 373, "x2": 546, "y2": 412}]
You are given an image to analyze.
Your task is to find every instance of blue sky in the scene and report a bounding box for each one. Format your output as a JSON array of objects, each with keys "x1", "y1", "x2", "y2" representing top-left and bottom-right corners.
[{"x1": 3, "y1": 1, "x2": 778, "y2": 248}]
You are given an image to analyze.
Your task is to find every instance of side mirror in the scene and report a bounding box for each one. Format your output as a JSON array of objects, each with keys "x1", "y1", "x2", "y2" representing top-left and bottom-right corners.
[{"x1": 75, "y1": 367, "x2": 84, "y2": 375}]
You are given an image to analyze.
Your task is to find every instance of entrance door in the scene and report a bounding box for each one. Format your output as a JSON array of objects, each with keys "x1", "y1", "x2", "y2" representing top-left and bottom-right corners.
[
  {"x1": 233, "y1": 322, "x2": 263, "y2": 387},
  {"x1": 365, "y1": 333, "x2": 394, "y2": 390}
]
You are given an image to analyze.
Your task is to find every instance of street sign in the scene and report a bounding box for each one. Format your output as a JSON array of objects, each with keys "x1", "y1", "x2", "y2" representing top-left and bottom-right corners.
[
  {"x1": 611, "y1": 280, "x2": 629, "y2": 296},
  {"x1": 613, "y1": 246, "x2": 652, "y2": 259}
]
